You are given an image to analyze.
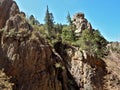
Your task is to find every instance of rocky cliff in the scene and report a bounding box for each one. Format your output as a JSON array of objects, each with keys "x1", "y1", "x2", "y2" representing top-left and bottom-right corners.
[
  {"x1": 54, "y1": 42, "x2": 120, "y2": 90},
  {"x1": 0, "y1": 0, "x2": 78, "y2": 90},
  {"x1": 0, "y1": 0, "x2": 120, "y2": 90}
]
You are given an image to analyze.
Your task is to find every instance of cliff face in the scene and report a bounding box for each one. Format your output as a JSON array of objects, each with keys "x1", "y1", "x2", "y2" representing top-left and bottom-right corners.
[
  {"x1": 0, "y1": 0, "x2": 120, "y2": 90},
  {"x1": 54, "y1": 42, "x2": 120, "y2": 90},
  {"x1": 54, "y1": 42, "x2": 106, "y2": 90},
  {"x1": 0, "y1": 0, "x2": 78, "y2": 90},
  {"x1": 104, "y1": 42, "x2": 120, "y2": 90}
]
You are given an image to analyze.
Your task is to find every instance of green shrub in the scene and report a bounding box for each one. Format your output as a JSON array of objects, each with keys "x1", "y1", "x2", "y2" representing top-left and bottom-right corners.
[{"x1": 69, "y1": 29, "x2": 108, "y2": 59}]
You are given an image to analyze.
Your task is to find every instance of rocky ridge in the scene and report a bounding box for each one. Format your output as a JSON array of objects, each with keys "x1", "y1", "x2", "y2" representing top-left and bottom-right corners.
[
  {"x1": 0, "y1": 0, "x2": 78, "y2": 90},
  {"x1": 54, "y1": 42, "x2": 105, "y2": 90},
  {"x1": 0, "y1": 0, "x2": 120, "y2": 90},
  {"x1": 54, "y1": 41, "x2": 120, "y2": 90}
]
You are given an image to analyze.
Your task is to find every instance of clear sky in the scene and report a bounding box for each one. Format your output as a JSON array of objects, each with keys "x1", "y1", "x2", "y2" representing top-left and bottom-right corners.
[{"x1": 15, "y1": 0, "x2": 120, "y2": 41}]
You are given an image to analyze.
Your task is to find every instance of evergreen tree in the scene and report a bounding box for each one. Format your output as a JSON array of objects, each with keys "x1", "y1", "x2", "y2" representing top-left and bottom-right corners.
[
  {"x1": 29, "y1": 15, "x2": 35, "y2": 25},
  {"x1": 44, "y1": 5, "x2": 54, "y2": 36},
  {"x1": 67, "y1": 12, "x2": 72, "y2": 25},
  {"x1": 29, "y1": 15, "x2": 40, "y2": 25},
  {"x1": 66, "y1": 12, "x2": 75, "y2": 41},
  {"x1": 55, "y1": 23, "x2": 63, "y2": 34}
]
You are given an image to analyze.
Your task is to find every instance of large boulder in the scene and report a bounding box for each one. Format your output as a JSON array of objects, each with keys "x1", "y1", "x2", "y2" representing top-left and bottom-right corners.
[{"x1": 0, "y1": 0, "x2": 19, "y2": 29}]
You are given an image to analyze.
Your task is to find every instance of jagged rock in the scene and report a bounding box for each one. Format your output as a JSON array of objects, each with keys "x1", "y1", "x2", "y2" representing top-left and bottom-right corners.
[
  {"x1": 0, "y1": 0, "x2": 19, "y2": 29},
  {"x1": 0, "y1": 30, "x2": 64, "y2": 90},
  {"x1": 103, "y1": 42, "x2": 120, "y2": 90},
  {"x1": 0, "y1": 5, "x2": 78, "y2": 90},
  {"x1": 10, "y1": 1, "x2": 19, "y2": 16},
  {"x1": 73, "y1": 13, "x2": 92, "y2": 36},
  {"x1": 66, "y1": 47, "x2": 107, "y2": 90},
  {"x1": 0, "y1": 0, "x2": 120, "y2": 90},
  {"x1": 5, "y1": 14, "x2": 33, "y2": 32},
  {"x1": 54, "y1": 42, "x2": 120, "y2": 90}
]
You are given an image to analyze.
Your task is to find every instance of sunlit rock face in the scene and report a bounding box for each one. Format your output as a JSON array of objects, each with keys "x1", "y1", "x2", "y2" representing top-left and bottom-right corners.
[
  {"x1": 0, "y1": 0, "x2": 120, "y2": 90},
  {"x1": 73, "y1": 13, "x2": 92, "y2": 36},
  {"x1": 54, "y1": 42, "x2": 120, "y2": 90},
  {"x1": 0, "y1": 1, "x2": 78, "y2": 89},
  {"x1": 64, "y1": 47, "x2": 107, "y2": 90}
]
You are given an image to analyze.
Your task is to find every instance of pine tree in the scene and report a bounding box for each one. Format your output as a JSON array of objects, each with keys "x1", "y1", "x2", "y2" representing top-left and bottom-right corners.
[
  {"x1": 55, "y1": 23, "x2": 63, "y2": 34},
  {"x1": 66, "y1": 12, "x2": 75, "y2": 41},
  {"x1": 29, "y1": 15, "x2": 35, "y2": 25},
  {"x1": 29, "y1": 15, "x2": 40, "y2": 25},
  {"x1": 67, "y1": 12, "x2": 72, "y2": 25},
  {"x1": 44, "y1": 5, "x2": 54, "y2": 36}
]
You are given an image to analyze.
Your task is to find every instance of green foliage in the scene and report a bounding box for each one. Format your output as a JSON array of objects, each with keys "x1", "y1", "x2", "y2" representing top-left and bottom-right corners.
[
  {"x1": 43, "y1": 6, "x2": 65, "y2": 45},
  {"x1": 73, "y1": 29, "x2": 108, "y2": 58},
  {"x1": 29, "y1": 15, "x2": 40, "y2": 25},
  {"x1": 61, "y1": 13, "x2": 76, "y2": 44},
  {"x1": 67, "y1": 12, "x2": 76, "y2": 41},
  {"x1": 62, "y1": 25, "x2": 74, "y2": 44},
  {"x1": 44, "y1": 6, "x2": 54, "y2": 37},
  {"x1": 54, "y1": 23, "x2": 63, "y2": 34},
  {"x1": 25, "y1": 7, "x2": 108, "y2": 59},
  {"x1": 67, "y1": 12, "x2": 72, "y2": 25}
]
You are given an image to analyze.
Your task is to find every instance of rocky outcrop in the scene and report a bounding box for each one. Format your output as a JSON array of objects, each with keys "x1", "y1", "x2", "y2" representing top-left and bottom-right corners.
[
  {"x1": 103, "y1": 42, "x2": 120, "y2": 90},
  {"x1": 0, "y1": 0, "x2": 120, "y2": 90},
  {"x1": 0, "y1": 29, "x2": 62, "y2": 90},
  {"x1": 0, "y1": 0, "x2": 78, "y2": 89},
  {"x1": 5, "y1": 14, "x2": 33, "y2": 32},
  {"x1": 0, "y1": 0, "x2": 19, "y2": 29},
  {"x1": 54, "y1": 43, "x2": 107, "y2": 90},
  {"x1": 73, "y1": 13, "x2": 92, "y2": 36},
  {"x1": 54, "y1": 42, "x2": 120, "y2": 90},
  {"x1": 0, "y1": 6, "x2": 78, "y2": 89}
]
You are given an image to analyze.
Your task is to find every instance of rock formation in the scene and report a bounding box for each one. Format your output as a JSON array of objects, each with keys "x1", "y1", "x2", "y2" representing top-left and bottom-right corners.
[
  {"x1": 0, "y1": 0, "x2": 120, "y2": 90},
  {"x1": 54, "y1": 42, "x2": 120, "y2": 90},
  {"x1": 0, "y1": 0, "x2": 78, "y2": 90},
  {"x1": 73, "y1": 13, "x2": 92, "y2": 36},
  {"x1": 0, "y1": 0, "x2": 19, "y2": 29},
  {"x1": 5, "y1": 14, "x2": 33, "y2": 32},
  {"x1": 54, "y1": 43, "x2": 106, "y2": 90}
]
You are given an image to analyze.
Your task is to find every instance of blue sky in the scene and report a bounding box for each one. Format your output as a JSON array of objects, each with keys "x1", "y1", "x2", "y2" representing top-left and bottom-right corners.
[{"x1": 16, "y1": 0, "x2": 120, "y2": 41}]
